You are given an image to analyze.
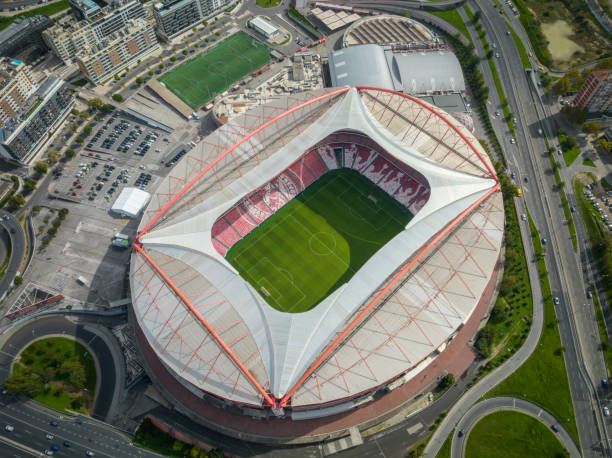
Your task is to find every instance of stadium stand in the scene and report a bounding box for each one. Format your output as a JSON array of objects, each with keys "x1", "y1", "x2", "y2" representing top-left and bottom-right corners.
[{"x1": 210, "y1": 131, "x2": 434, "y2": 256}]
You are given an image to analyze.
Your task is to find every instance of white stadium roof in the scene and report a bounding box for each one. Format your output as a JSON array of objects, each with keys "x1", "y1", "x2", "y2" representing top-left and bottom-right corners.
[{"x1": 131, "y1": 87, "x2": 503, "y2": 410}]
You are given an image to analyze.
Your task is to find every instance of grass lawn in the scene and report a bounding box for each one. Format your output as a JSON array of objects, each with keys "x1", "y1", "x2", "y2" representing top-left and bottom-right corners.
[
  {"x1": 431, "y1": 9, "x2": 472, "y2": 43},
  {"x1": 563, "y1": 147, "x2": 581, "y2": 166},
  {"x1": 486, "y1": 214, "x2": 579, "y2": 445},
  {"x1": 466, "y1": 411, "x2": 569, "y2": 457},
  {"x1": 437, "y1": 430, "x2": 453, "y2": 458},
  {"x1": 583, "y1": 158, "x2": 596, "y2": 167},
  {"x1": 159, "y1": 32, "x2": 270, "y2": 108},
  {"x1": 226, "y1": 169, "x2": 412, "y2": 313},
  {"x1": 0, "y1": 1, "x2": 70, "y2": 31},
  {"x1": 505, "y1": 20, "x2": 531, "y2": 68},
  {"x1": 256, "y1": 0, "x2": 281, "y2": 6},
  {"x1": 134, "y1": 418, "x2": 222, "y2": 457},
  {"x1": 12, "y1": 337, "x2": 96, "y2": 414}
]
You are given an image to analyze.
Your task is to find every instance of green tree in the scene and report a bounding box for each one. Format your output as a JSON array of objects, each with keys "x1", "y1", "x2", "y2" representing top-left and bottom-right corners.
[
  {"x1": 78, "y1": 111, "x2": 89, "y2": 121},
  {"x1": 58, "y1": 208, "x2": 69, "y2": 219},
  {"x1": 64, "y1": 149, "x2": 76, "y2": 159},
  {"x1": 70, "y1": 108, "x2": 79, "y2": 116},
  {"x1": 158, "y1": 63, "x2": 164, "y2": 70},
  {"x1": 83, "y1": 125, "x2": 92, "y2": 135},
  {"x1": 114, "y1": 74, "x2": 120, "y2": 81},
  {"x1": 147, "y1": 70, "x2": 153, "y2": 76},
  {"x1": 13, "y1": 275, "x2": 23, "y2": 286},
  {"x1": 438, "y1": 373, "x2": 455, "y2": 390},
  {"x1": 182, "y1": 49, "x2": 188, "y2": 55},
  {"x1": 100, "y1": 103, "x2": 113, "y2": 113},
  {"x1": 561, "y1": 105, "x2": 587, "y2": 125},
  {"x1": 47, "y1": 150, "x2": 61, "y2": 163},
  {"x1": 32, "y1": 205, "x2": 41, "y2": 213},
  {"x1": 41, "y1": 367, "x2": 56, "y2": 383},
  {"x1": 7, "y1": 194, "x2": 25, "y2": 210},
  {"x1": 170, "y1": 56, "x2": 176, "y2": 62},
  {"x1": 583, "y1": 121, "x2": 601, "y2": 135},
  {"x1": 60, "y1": 360, "x2": 86, "y2": 389},
  {"x1": 23, "y1": 179, "x2": 37, "y2": 192},
  {"x1": 87, "y1": 98, "x2": 103, "y2": 111},
  {"x1": 112, "y1": 94, "x2": 124, "y2": 102},
  {"x1": 75, "y1": 136, "x2": 84, "y2": 144},
  {"x1": 135, "y1": 77, "x2": 143, "y2": 85},
  {"x1": 4, "y1": 371, "x2": 43, "y2": 397},
  {"x1": 552, "y1": 76, "x2": 570, "y2": 95},
  {"x1": 34, "y1": 162, "x2": 48, "y2": 175},
  {"x1": 598, "y1": 139, "x2": 612, "y2": 153}
]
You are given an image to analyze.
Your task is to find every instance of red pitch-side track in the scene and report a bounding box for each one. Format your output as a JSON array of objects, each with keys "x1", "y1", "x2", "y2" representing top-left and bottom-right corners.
[{"x1": 134, "y1": 87, "x2": 500, "y2": 408}]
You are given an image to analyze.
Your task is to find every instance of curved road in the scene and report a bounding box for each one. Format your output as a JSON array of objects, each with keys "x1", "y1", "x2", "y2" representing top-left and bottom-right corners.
[
  {"x1": 0, "y1": 209, "x2": 26, "y2": 298},
  {"x1": 451, "y1": 397, "x2": 581, "y2": 458},
  {"x1": 0, "y1": 315, "x2": 118, "y2": 420}
]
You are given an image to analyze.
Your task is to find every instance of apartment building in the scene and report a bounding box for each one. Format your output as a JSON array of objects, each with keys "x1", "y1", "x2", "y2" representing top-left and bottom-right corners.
[
  {"x1": 0, "y1": 15, "x2": 53, "y2": 62},
  {"x1": 573, "y1": 70, "x2": 612, "y2": 114},
  {"x1": 0, "y1": 77, "x2": 74, "y2": 164},
  {"x1": 43, "y1": 0, "x2": 148, "y2": 64},
  {"x1": 76, "y1": 18, "x2": 159, "y2": 84},
  {"x1": 69, "y1": 0, "x2": 102, "y2": 21},
  {"x1": 0, "y1": 58, "x2": 39, "y2": 129},
  {"x1": 153, "y1": 0, "x2": 232, "y2": 40}
]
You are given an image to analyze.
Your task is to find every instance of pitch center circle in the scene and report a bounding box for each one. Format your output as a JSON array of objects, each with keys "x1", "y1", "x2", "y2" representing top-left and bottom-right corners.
[{"x1": 309, "y1": 232, "x2": 337, "y2": 256}]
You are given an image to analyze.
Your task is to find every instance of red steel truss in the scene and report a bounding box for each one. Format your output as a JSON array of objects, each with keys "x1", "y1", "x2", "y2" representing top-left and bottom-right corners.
[
  {"x1": 278, "y1": 184, "x2": 500, "y2": 406},
  {"x1": 134, "y1": 86, "x2": 501, "y2": 409},
  {"x1": 134, "y1": 244, "x2": 276, "y2": 406}
]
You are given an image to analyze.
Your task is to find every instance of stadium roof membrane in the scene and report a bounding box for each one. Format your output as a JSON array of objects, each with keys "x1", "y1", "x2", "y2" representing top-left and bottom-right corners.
[{"x1": 131, "y1": 87, "x2": 503, "y2": 413}]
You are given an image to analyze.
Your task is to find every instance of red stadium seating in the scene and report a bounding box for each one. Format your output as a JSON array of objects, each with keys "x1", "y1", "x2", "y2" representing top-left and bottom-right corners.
[
  {"x1": 287, "y1": 161, "x2": 316, "y2": 189},
  {"x1": 301, "y1": 150, "x2": 328, "y2": 177},
  {"x1": 211, "y1": 218, "x2": 241, "y2": 249},
  {"x1": 210, "y1": 131, "x2": 433, "y2": 257},
  {"x1": 225, "y1": 206, "x2": 257, "y2": 237},
  {"x1": 363, "y1": 156, "x2": 393, "y2": 184},
  {"x1": 243, "y1": 192, "x2": 273, "y2": 225},
  {"x1": 379, "y1": 169, "x2": 405, "y2": 195},
  {"x1": 318, "y1": 145, "x2": 339, "y2": 170},
  {"x1": 212, "y1": 238, "x2": 228, "y2": 257},
  {"x1": 352, "y1": 148, "x2": 378, "y2": 172},
  {"x1": 394, "y1": 177, "x2": 425, "y2": 208},
  {"x1": 258, "y1": 183, "x2": 288, "y2": 213},
  {"x1": 272, "y1": 173, "x2": 301, "y2": 200}
]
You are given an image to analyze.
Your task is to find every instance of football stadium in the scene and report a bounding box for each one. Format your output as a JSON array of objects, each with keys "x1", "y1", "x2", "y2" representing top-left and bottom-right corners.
[{"x1": 130, "y1": 87, "x2": 504, "y2": 442}]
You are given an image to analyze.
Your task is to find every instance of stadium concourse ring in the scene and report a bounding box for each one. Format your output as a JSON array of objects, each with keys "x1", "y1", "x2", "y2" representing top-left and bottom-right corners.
[{"x1": 131, "y1": 87, "x2": 504, "y2": 440}]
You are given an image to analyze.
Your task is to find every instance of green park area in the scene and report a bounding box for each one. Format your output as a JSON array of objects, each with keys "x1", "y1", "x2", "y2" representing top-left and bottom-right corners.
[
  {"x1": 466, "y1": 411, "x2": 569, "y2": 457},
  {"x1": 4, "y1": 337, "x2": 96, "y2": 414},
  {"x1": 0, "y1": 1, "x2": 70, "y2": 31}
]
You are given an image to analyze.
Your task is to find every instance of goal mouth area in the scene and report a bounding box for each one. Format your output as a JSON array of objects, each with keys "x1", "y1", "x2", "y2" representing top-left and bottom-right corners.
[{"x1": 211, "y1": 131, "x2": 431, "y2": 313}]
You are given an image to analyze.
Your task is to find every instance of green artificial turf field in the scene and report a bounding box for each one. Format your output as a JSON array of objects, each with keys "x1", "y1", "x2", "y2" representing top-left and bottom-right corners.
[
  {"x1": 159, "y1": 32, "x2": 270, "y2": 108},
  {"x1": 226, "y1": 169, "x2": 413, "y2": 313}
]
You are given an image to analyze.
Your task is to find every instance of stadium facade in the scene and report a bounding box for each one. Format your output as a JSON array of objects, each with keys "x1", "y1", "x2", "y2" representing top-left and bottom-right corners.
[{"x1": 130, "y1": 87, "x2": 504, "y2": 441}]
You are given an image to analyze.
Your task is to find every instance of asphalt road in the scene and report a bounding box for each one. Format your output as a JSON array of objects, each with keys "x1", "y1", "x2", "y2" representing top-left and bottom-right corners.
[
  {"x1": 0, "y1": 209, "x2": 26, "y2": 299},
  {"x1": 0, "y1": 315, "x2": 117, "y2": 420},
  {"x1": 451, "y1": 397, "x2": 581, "y2": 458},
  {"x1": 425, "y1": 2, "x2": 606, "y2": 456},
  {"x1": 0, "y1": 314, "x2": 164, "y2": 458}
]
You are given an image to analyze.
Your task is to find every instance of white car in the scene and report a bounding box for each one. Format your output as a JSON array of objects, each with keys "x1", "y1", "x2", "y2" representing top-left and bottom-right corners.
[
  {"x1": 86, "y1": 451, "x2": 95, "y2": 457},
  {"x1": 521, "y1": 214, "x2": 527, "y2": 221},
  {"x1": 45, "y1": 433, "x2": 54, "y2": 440},
  {"x1": 510, "y1": 138, "x2": 516, "y2": 144},
  {"x1": 604, "y1": 406, "x2": 610, "y2": 416},
  {"x1": 4, "y1": 425, "x2": 14, "y2": 432}
]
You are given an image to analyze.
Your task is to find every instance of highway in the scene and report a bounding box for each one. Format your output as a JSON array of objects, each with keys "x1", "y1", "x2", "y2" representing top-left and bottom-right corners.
[
  {"x1": 0, "y1": 315, "x2": 165, "y2": 458},
  {"x1": 451, "y1": 397, "x2": 581, "y2": 458},
  {"x1": 424, "y1": 1, "x2": 608, "y2": 456},
  {"x1": 0, "y1": 209, "x2": 26, "y2": 300}
]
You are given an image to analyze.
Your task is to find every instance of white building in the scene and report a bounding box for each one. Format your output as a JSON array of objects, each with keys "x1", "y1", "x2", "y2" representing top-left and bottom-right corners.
[{"x1": 249, "y1": 16, "x2": 279, "y2": 39}]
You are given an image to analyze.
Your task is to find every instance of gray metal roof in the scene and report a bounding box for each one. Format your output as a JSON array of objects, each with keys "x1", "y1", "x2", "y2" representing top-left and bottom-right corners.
[
  {"x1": 328, "y1": 44, "x2": 394, "y2": 90},
  {"x1": 329, "y1": 44, "x2": 465, "y2": 95}
]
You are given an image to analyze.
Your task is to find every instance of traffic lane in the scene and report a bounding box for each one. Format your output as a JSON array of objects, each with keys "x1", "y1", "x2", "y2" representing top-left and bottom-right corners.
[
  {"x1": 0, "y1": 438, "x2": 35, "y2": 458},
  {"x1": 475, "y1": 2, "x2": 605, "y2": 452},
  {"x1": 0, "y1": 398, "x2": 158, "y2": 458},
  {"x1": 0, "y1": 316, "x2": 117, "y2": 421},
  {"x1": 0, "y1": 209, "x2": 26, "y2": 296}
]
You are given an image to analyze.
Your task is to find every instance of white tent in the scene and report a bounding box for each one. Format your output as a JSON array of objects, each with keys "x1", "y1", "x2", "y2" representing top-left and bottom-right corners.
[{"x1": 111, "y1": 187, "x2": 150, "y2": 218}]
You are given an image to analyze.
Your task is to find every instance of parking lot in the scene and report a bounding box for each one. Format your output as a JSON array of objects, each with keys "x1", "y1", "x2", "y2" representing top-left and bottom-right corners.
[{"x1": 583, "y1": 183, "x2": 612, "y2": 231}]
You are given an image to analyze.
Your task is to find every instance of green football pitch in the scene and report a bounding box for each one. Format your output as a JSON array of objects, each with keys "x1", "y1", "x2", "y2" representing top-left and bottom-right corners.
[
  {"x1": 159, "y1": 32, "x2": 270, "y2": 109},
  {"x1": 226, "y1": 169, "x2": 413, "y2": 313}
]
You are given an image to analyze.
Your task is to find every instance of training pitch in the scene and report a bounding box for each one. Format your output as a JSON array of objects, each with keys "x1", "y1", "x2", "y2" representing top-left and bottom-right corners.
[
  {"x1": 226, "y1": 169, "x2": 413, "y2": 313},
  {"x1": 159, "y1": 32, "x2": 270, "y2": 109}
]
